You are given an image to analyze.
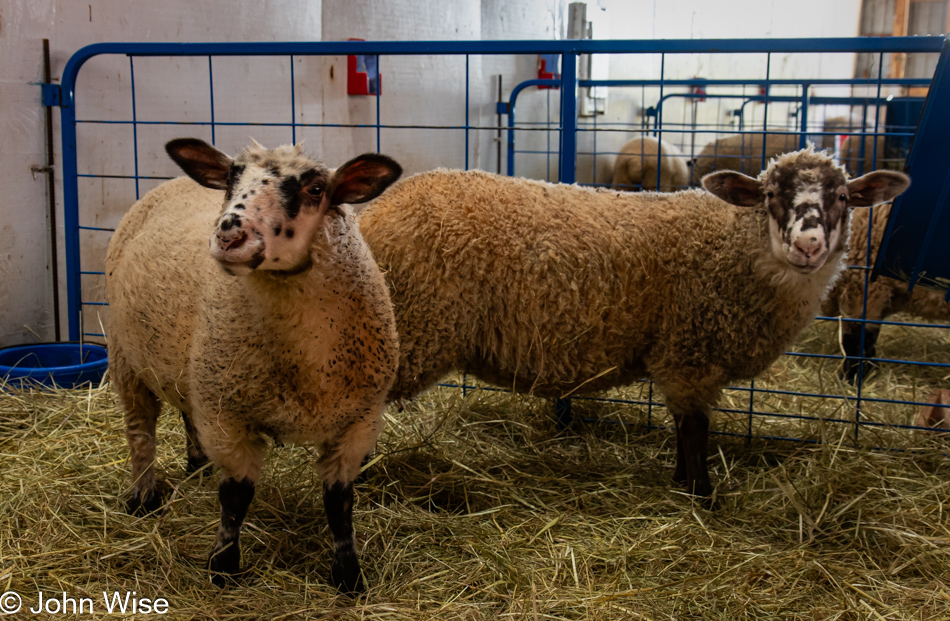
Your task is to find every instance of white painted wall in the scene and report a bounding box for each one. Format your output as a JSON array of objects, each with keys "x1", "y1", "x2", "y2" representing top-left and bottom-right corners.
[{"x1": 0, "y1": 0, "x2": 868, "y2": 346}]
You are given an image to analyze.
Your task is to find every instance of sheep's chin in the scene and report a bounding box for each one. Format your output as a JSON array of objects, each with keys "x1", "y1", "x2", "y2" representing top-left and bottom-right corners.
[{"x1": 215, "y1": 256, "x2": 263, "y2": 277}]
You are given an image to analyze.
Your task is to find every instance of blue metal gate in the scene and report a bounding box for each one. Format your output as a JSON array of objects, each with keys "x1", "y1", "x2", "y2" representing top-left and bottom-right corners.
[{"x1": 49, "y1": 36, "x2": 950, "y2": 445}]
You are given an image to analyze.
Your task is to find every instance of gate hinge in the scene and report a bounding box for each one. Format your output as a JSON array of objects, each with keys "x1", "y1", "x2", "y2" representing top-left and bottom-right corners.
[{"x1": 41, "y1": 83, "x2": 62, "y2": 107}]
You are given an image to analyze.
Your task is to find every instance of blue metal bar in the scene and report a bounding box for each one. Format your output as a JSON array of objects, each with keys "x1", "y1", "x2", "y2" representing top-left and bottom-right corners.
[
  {"x1": 655, "y1": 53, "x2": 665, "y2": 190},
  {"x1": 78, "y1": 226, "x2": 115, "y2": 232},
  {"x1": 559, "y1": 50, "x2": 577, "y2": 183},
  {"x1": 76, "y1": 119, "x2": 517, "y2": 131},
  {"x1": 209, "y1": 56, "x2": 215, "y2": 144},
  {"x1": 798, "y1": 84, "x2": 809, "y2": 149},
  {"x1": 580, "y1": 78, "x2": 930, "y2": 88},
  {"x1": 760, "y1": 53, "x2": 771, "y2": 174},
  {"x1": 376, "y1": 54, "x2": 381, "y2": 152},
  {"x1": 289, "y1": 54, "x2": 296, "y2": 145},
  {"x1": 57, "y1": 39, "x2": 946, "y2": 76},
  {"x1": 130, "y1": 57, "x2": 140, "y2": 201},
  {"x1": 465, "y1": 54, "x2": 469, "y2": 171},
  {"x1": 60, "y1": 65, "x2": 80, "y2": 341},
  {"x1": 80, "y1": 271, "x2": 106, "y2": 275}
]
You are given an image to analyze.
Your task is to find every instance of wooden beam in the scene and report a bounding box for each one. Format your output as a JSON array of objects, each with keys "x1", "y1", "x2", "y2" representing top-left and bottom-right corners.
[{"x1": 890, "y1": 0, "x2": 911, "y2": 79}]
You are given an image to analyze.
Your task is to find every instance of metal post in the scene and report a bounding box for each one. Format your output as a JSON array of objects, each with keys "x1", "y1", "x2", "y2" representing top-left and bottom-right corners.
[{"x1": 559, "y1": 50, "x2": 578, "y2": 184}]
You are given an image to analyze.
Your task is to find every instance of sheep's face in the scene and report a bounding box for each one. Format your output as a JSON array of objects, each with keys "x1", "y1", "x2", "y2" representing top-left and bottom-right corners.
[
  {"x1": 702, "y1": 147, "x2": 910, "y2": 275},
  {"x1": 165, "y1": 139, "x2": 401, "y2": 276}
]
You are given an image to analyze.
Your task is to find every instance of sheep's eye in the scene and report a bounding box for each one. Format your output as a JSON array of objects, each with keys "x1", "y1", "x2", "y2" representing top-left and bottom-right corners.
[
  {"x1": 838, "y1": 193, "x2": 847, "y2": 202},
  {"x1": 766, "y1": 190, "x2": 774, "y2": 199},
  {"x1": 307, "y1": 184, "x2": 324, "y2": 197}
]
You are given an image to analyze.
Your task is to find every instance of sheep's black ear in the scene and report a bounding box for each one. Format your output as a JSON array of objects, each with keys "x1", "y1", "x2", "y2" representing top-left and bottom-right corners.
[
  {"x1": 702, "y1": 171, "x2": 762, "y2": 207},
  {"x1": 329, "y1": 153, "x2": 402, "y2": 206},
  {"x1": 847, "y1": 170, "x2": 910, "y2": 207},
  {"x1": 165, "y1": 138, "x2": 233, "y2": 190}
]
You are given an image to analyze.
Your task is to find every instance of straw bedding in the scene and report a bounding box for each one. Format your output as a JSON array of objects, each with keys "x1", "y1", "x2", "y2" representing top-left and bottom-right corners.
[{"x1": 1, "y1": 316, "x2": 949, "y2": 619}]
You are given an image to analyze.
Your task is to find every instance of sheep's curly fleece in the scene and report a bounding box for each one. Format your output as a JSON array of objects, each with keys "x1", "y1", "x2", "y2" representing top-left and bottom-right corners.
[{"x1": 359, "y1": 159, "x2": 841, "y2": 407}]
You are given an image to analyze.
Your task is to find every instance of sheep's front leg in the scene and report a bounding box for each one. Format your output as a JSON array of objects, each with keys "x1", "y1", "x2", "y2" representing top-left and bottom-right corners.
[
  {"x1": 206, "y1": 435, "x2": 265, "y2": 587},
  {"x1": 841, "y1": 326, "x2": 880, "y2": 384},
  {"x1": 658, "y1": 378, "x2": 718, "y2": 501},
  {"x1": 672, "y1": 411, "x2": 712, "y2": 498},
  {"x1": 318, "y1": 414, "x2": 383, "y2": 594},
  {"x1": 323, "y1": 480, "x2": 361, "y2": 592}
]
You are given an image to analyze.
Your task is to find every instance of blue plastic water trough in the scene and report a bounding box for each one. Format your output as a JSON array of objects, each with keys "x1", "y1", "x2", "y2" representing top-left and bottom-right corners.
[{"x1": 0, "y1": 343, "x2": 108, "y2": 388}]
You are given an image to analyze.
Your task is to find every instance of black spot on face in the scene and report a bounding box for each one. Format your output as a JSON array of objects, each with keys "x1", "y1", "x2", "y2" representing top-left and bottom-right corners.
[
  {"x1": 225, "y1": 164, "x2": 245, "y2": 201},
  {"x1": 279, "y1": 176, "x2": 303, "y2": 219},
  {"x1": 273, "y1": 224, "x2": 282, "y2": 236},
  {"x1": 247, "y1": 252, "x2": 265, "y2": 270},
  {"x1": 233, "y1": 203, "x2": 245, "y2": 210},
  {"x1": 219, "y1": 213, "x2": 241, "y2": 232},
  {"x1": 285, "y1": 228, "x2": 294, "y2": 239}
]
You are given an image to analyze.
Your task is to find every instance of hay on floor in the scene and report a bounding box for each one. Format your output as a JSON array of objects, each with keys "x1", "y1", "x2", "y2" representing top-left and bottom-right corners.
[{"x1": 1, "y1": 315, "x2": 949, "y2": 618}]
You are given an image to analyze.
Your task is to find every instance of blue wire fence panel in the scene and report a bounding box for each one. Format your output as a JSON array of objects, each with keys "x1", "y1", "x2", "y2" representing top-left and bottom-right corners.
[
  {"x1": 874, "y1": 36, "x2": 950, "y2": 297},
  {"x1": 54, "y1": 37, "x2": 949, "y2": 448}
]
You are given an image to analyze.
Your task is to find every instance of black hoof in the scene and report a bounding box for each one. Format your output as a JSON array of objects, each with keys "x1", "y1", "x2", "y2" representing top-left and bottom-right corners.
[
  {"x1": 186, "y1": 455, "x2": 210, "y2": 474},
  {"x1": 127, "y1": 487, "x2": 163, "y2": 516},
  {"x1": 331, "y1": 558, "x2": 365, "y2": 595},
  {"x1": 209, "y1": 544, "x2": 241, "y2": 587},
  {"x1": 842, "y1": 360, "x2": 879, "y2": 385}
]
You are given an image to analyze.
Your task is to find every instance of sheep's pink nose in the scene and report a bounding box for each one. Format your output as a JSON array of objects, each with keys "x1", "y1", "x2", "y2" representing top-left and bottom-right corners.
[
  {"x1": 216, "y1": 229, "x2": 247, "y2": 251},
  {"x1": 794, "y1": 237, "x2": 822, "y2": 258}
]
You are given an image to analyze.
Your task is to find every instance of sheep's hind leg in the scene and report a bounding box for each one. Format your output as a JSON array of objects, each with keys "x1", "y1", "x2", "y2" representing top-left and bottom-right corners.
[
  {"x1": 207, "y1": 435, "x2": 265, "y2": 587},
  {"x1": 318, "y1": 414, "x2": 383, "y2": 594},
  {"x1": 180, "y1": 410, "x2": 209, "y2": 474},
  {"x1": 112, "y1": 354, "x2": 164, "y2": 515},
  {"x1": 841, "y1": 325, "x2": 881, "y2": 385}
]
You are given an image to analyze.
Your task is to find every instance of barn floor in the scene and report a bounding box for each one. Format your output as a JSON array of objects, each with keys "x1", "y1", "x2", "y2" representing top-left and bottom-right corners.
[{"x1": 2, "y1": 318, "x2": 950, "y2": 619}]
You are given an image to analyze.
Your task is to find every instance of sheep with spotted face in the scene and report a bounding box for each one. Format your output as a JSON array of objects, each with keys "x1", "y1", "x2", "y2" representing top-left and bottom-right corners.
[
  {"x1": 358, "y1": 147, "x2": 909, "y2": 499},
  {"x1": 105, "y1": 138, "x2": 402, "y2": 592}
]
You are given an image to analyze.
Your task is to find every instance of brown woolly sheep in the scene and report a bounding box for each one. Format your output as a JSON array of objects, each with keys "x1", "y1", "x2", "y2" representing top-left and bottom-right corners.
[
  {"x1": 106, "y1": 138, "x2": 402, "y2": 592},
  {"x1": 819, "y1": 115, "x2": 865, "y2": 151},
  {"x1": 821, "y1": 202, "x2": 950, "y2": 383},
  {"x1": 839, "y1": 134, "x2": 891, "y2": 176},
  {"x1": 690, "y1": 132, "x2": 800, "y2": 180},
  {"x1": 611, "y1": 136, "x2": 689, "y2": 192},
  {"x1": 359, "y1": 147, "x2": 909, "y2": 499}
]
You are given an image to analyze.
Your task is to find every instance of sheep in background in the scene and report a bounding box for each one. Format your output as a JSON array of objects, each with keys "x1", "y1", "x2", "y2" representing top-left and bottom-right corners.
[
  {"x1": 915, "y1": 389, "x2": 950, "y2": 431},
  {"x1": 819, "y1": 115, "x2": 866, "y2": 151},
  {"x1": 691, "y1": 132, "x2": 799, "y2": 180},
  {"x1": 359, "y1": 147, "x2": 909, "y2": 499},
  {"x1": 106, "y1": 138, "x2": 402, "y2": 592},
  {"x1": 821, "y1": 201, "x2": 948, "y2": 383},
  {"x1": 839, "y1": 134, "x2": 890, "y2": 176},
  {"x1": 611, "y1": 136, "x2": 689, "y2": 192}
]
